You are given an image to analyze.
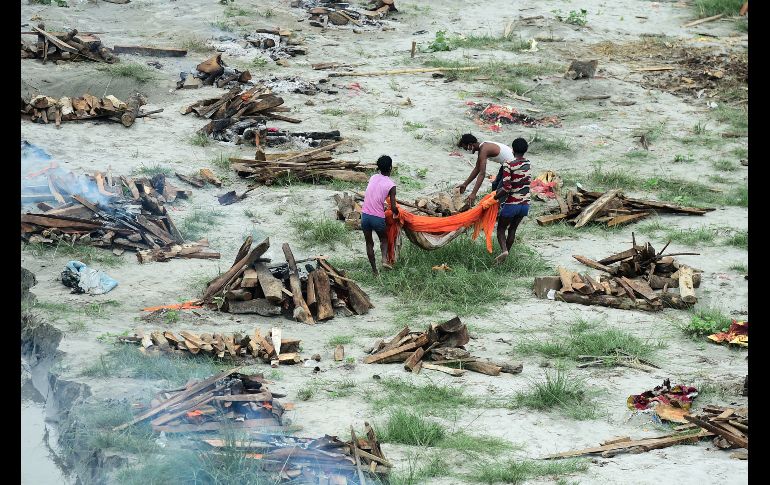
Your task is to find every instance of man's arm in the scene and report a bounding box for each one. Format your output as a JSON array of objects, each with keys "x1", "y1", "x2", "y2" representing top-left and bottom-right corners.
[
  {"x1": 388, "y1": 186, "x2": 399, "y2": 216},
  {"x1": 467, "y1": 149, "x2": 488, "y2": 201},
  {"x1": 457, "y1": 163, "x2": 479, "y2": 193}
]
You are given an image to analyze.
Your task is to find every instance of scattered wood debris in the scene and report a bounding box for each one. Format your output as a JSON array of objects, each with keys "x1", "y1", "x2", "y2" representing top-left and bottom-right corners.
[
  {"x1": 21, "y1": 25, "x2": 118, "y2": 63},
  {"x1": 204, "y1": 422, "x2": 392, "y2": 482},
  {"x1": 535, "y1": 186, "x2": 714, "y2": 228},
  {"x1": 230, "y1": 141, "x2": 376, "y2": 185},
  {"x1": 294, "y1": 0, "x2": 398, "y2": 28},
  {"x1": 245, "y1": 27, "x2": 306, "y2": 59},
  {"x1": 534, "y1": 234, "x2": 701, "y2": 311},
  {"x1": 176, "y1": 54, "x2": 252, "y2": 90},
  {"x1": 121, "y1": 327, "x2": 303, "y2": 364},
  {"x1": 365, "y1": 317, "x2": 523, "y2": 377},
  {"x1": 543, "y1": 430, "x2": 713, "y2": 459},
  {"x1": 183, "y1": 83, "x2": 300, "y2": 143},
  {"x1": 113, "y1": 45, "x2": 186, "y2": 57},
  {"x1": 201, "y1": 237, "x2": 373, "y2": 323},
  {"x1": 681, "y1": 405, "x2": 748, "y2": 451},
  {"x1": 21, "y1": 93, "x2": 160, "y2": 128},
  {"x1": 113, "y1": 368, "x2": 285, "y2": 433}
]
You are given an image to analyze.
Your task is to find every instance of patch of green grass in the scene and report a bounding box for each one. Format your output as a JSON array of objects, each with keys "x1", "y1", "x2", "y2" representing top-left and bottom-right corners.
[
  {"x1": 553, "y1": 8, "x2": 589, "y2": 26},
  {"x1": 683, "y1": 307, "x2": 732, "y2": 338},
  {"x1": 322, "y1": 108, "x2": 346, "y2": 116},
  {"x1": 328, "y1": 335, "x2": 353, "y2": 347},
  {"x1": 210, "y1": 19, "x2": 235, "y2": 32},
  {"x1": 389, "y1": 453, "x2": 450, "y2": 485},
  {"x1": 531, "y1": 137, "x2": 573, "y2": 154},
  {"x1": 422, "y1": 59, "x2": 561, "y2": 94},
  {"x1": 23, "y1": 241, "x2": 124, "y2": 268},
  {"x1": 637, "y1": 222, "x2": 718, "y2": 246},
  {"x1": 370, "y1": 377, "x2": 478, "y2": 415},
  {"x1": 290, "y1": 216, "x2": 352, "y2": 250},
  {"x1": 81, "y1": 345, "x2": 229, "y2": 382},
  {"x1": 693, "y1": 122, "x2": 709, "y2": 135},
  {"x1": 179, "y1": 208, "x2": 225, "y2": 241},
  {"x1": 210, "y1": 153, "x2": 232, "y2": 171},
  {"x1": 297, "y1": 385, "x2": 315, "y2": 401},
  {"x1": 98, "y1": 63, "x2": 158, "y2": 83},
  {"x1": 714, "y1": 106, "x2": 748, "y2": 132},
  {"x1": 439, "y1": 431, "x2": 515, "y2": 454},
  {"x1": 259, "y1": 7, "x2": 275, "y2": 18},
  {"x1": 179, "y1": 36, "x2": 212, "y2": 53},
  {"x1": 131, "y1": 163, "x2": 173, "y2": 177},
  {"x1": 733, "y1": 147, "x2": 748, "y2": 159},
  {"x1": 354, "y1": 115, "x2": 371, "y2": 131},
  {"x1": 516, "y1": 318, "x2": 662, "y2": 365},
  {"x1": 724, "y1": 185, "x2": 748, "y2": 207},
  {"x1": 189, "y1": 132, "x2": 211, "y2": 147},
  {"x1": 625, "y1": 150, "x2": 652, "y2": 160},
  {"x1": 446, "y1": 33, "x2": 530, "y2": 52},
  {"x1": 712, "y1": 159, "x2": 738, "y2": 172},
  {"x1": 729, "y1": 263, "x2": 747, "y2": 273},
  {"x1": 382, "y1": 106, "x2": 401, "y2": 117},
  {"x1": 725, "y1": 229, "x2": 748, "y2": 249},
  {"x1": 403, "y1": 121, "x2": 426, "y2": 131},
  {"x1": 512, "y1": 368, "x2": 595, "y2": 420},
  {"x1": 695, "y1": 0, "x2": 744, "y2": 17},
  {"x1": 381, "y1": 410, "x2": 446, "y2": 446},
  {"x1": 674, "y1": 154, "x2": 695, "y2": 164},
  {"x1": 469, "y1": 458, "x2": 588, "y2": 484},
  {"x1": 224, "y1": 5, "x2": 252, "y2": 16},
  {"x1": 708, "y1": 174, "x2": 732, "y2": 184},
  {"x1": 344, "y1": 235, "x2": 551, "y2": 318},
  {"x1": 324, "y1": 378, "x2": 357, "y2": 399}
]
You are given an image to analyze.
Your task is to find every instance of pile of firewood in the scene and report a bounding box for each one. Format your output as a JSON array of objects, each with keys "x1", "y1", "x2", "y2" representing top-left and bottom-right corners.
[
  {"x1": 245, "y1": 27, "x2": 306, "y2": 59},
  {"x1": 21, "y1": 25, "x2": 118, "y2": 63},
  {"x1": 263, "y1": 129, "x2": 343, "y2": 148},
  {"x1": 202, "y1": 237, "x2": 373, "y2": 324},
  {"x1": 176, "y1": 54, "x2": 252, "y2": 90},
  {"x1": 183, "y1": 85, "x2": 299, "y2": 143},
  {"x1": 365, "y1": 317, "x2": 523, "y2": 377},
  {"x1": 294, "y1": 0, "x2": 398, "y2": 27},
  {"x1": 537, "y1": 187, "x2": 715, "y2": 228},
  {"x1": 681, "y1": 405, "x2": 748, "y2": 453},
  {"x1": 21, "y1": 166, "x2": 220, "y2": 263},
  {"x1": 534, "y1": 235, "x2": 701, "y2": 311},
  {"x1": 21, "y1": 93, "x2": 158, "y2": 128},
  {"x1": 113, "y1": 368, "x2": 285, "y2": 434},
  {"x1": 231, "y1": 141, "x2": 376, "y2": 185},
  {"x1": 121, "y1": 327, "x2": 303, "y2": 365}
]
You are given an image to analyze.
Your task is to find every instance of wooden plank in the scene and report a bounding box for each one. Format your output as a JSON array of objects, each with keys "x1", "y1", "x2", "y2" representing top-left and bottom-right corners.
[
  {"x1": 574, "y1": 189, "x2": 621, "y2": 228},
  {"x1": 254, "y1": 263, "x2": 285, "y2": 304},
  {"x1": 607, "y1": 212, "x2": 650, "y2": 227},
  {"x1": 271, "y1": 327, "x2": 282, "y2": 358},
  {"x1": 536, "y1": 213, "x2": 568, "y2": 226},
  {"x1": 282, "y1": 243, "x2": 315, "y2": 324},
  {"x1": 544, "y1": 431, "x2": 712, "y2": 459},
  {"x1": 558, "y1": 267, "x2": 575, "y2": 292},
  {"x1": 112, "y1": 45, "x2": 187, "y2": 57},
  {"x1": 422, "y1": 363, "x2": 464, "y2": 376},
  {"x1": 203, "y1": 238, "x2": 270, "y2": 301},
  {"x1": 403, "y1": 347, "x2": 424, "y2": 373},
  {"x1": 312, "y1": 268, "x2": 335, "y2": 320},
  {"x1": 598, "y1": 248, "x2": 640, "y2": 265},
  {"x1": 113, "y1": 367, "x2": 240, "y2": 431},
  {"x1": 572, "y1": 255, "x2": 616, "y2": 274},
  {"x1": 350, "y1": 427, "x2": 368, "y2": 485},
  {"x1": 683, "y1": 415, "x2": 747, "y2": 449},
  {"x1": 614, "y1": 277, "x2": 638, "y2": 301},
  {"x1": 682, "y1": 13, "x2": 724, "y2": 28},
  {"x1": 241, "y1": 268, "x2": 259, "y2": 288},
  {"x1": 621, "y1": 277, "x2": 657, "y2": 301},
  {"x1": 334, "y1": 345, "x2": 345, "y2": 361},
  {"x1": 381, "y1": 327, "x2": 410, "y2": 352},
  {"x1": 678, "y1": 266, "x2": 697, "y2": 304},
  {"x1": 464, "y1": 360, "x2": 502, "y2": 376},
  {"x1": 31, "y1": 26, "x2": 78, "y2": 53},
  {"x1": 364, "y1": 342, "x2": 418, "y2": 364}
]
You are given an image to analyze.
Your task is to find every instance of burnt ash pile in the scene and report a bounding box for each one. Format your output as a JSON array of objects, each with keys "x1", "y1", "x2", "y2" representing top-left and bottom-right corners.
[
  {"x1": 293, "y1": 0, "x2": 399, "y2": 29},
  {"x1": 177, "y1": 54, "x2": 252, "y2": 90},
  {"x1": 259, "y1": 76, "x2": 338, "y2": 95}
]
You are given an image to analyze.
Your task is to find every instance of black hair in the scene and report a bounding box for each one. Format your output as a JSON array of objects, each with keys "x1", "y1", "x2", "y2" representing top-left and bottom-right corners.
[
  {"x1": 512, "y1": 137, "x2": 528, "y2": 155},
  {"x1": 458, "y1": 133, "x2": 477, "y2": 147},
  {"x1": 377, "y1": 155, "x2": 393, "y2": 174}
]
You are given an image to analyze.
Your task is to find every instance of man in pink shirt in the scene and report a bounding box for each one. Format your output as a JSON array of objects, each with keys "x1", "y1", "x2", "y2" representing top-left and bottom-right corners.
[{"x1": 361, "y1": 156, "x2": 399, "y2": 275}]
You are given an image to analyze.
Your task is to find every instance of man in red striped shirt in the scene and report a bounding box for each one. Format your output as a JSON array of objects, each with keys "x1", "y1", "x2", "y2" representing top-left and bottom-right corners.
[{"x1": 494, "y1": 138, "x2": 531, "y2": 264}]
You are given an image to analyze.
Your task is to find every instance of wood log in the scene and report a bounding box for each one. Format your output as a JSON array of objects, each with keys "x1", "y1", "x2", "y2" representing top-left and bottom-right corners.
[
  {"x1": 334, "y1": 345, "x2": 345, "y2": 361},
  {"x1": 621, "y1": 277, "x2": 657, "y2": 301},
  {"x1": 683, "y1": 415, "x2": 747, "y2": 449},
  {"x1": 488, "y1": 360, "x2": 523, "y2": 374},
  {"x1": 254, "y1": 263, "x2": 285, "y2": 304},
  {"x1": 464, "y1": 360, "x2": 502, "y2": 376},
  {"x1": 556, "y1": 291, "x2": 663, "y2": 311},
  {"x1": 649, "y1": 274, "x2": 701, "y2": 289},
  {"x1": 421, "y1": 363, "x2": 464, "y2": 376},
  {"x1": 573, "y1": 189, "x2": 621, "y2": 228},
  {"x1": 240, "y1": 268, "x2": 259, "y2": 288},
  {"x1": 312, "y1": 268, "x2": 334, "y2": 320},
  {"x1": 121, "y1": 93, "x2": 147, "y2": 127},
  {"x1": 227, "y1": 299, "x2": 281, "y2": 315},
  {"x1": 364, "y1": 342, "x2": 418, "y2": 364},
  {"x1": 536, "y1": 213, "x2": 568, "y2": 226},
  {"x1": 203, "y1": 237, "x2": 270, "y2": 301},
  {"x1": 278, "y1": 353, "x2": 301, "y2": 365},
  {"x1": 678, "y1": 266, "x2": 697, "y2": 304},
  {"x1": 403, "y1": 348, "x2": 424, "y2": 373},
  {"x1": 113, "y1": 45, "x2": 187, "y2": 57},
  {"x1": 544, "y1": 431, "x2": 712, "y2": 459},
  {"x1": 533, "y1": 276, "x2": 562, "y2": 298},
  {"x1": 572, "y1": 255, "x2": 616, "y2": 274},
  {"x1": 558, "y1": 267, "x2": 575, "y2": 292},
  {"x1": 282, "y1": 243, "x2": 314, "y2": 324},
  {"x1": 607, "y1": 212, "x2": 650, "y2": 227}
]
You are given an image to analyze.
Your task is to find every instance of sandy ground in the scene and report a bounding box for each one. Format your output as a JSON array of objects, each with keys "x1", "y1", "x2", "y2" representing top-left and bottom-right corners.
[{"x1": 21, "y1": 0, "x2": 748, "y2": 484}]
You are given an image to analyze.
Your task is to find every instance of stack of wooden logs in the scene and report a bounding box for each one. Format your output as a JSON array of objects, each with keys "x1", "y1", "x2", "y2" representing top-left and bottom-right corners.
[
  {"x1": 681, "y1": 405, "x2": 748, "y2": 453},
  {"x1": 21, "y1": 25, "x2": 118, "y2": 63},
  {"x1": 183, "y1": 84, "x2": 300, "y2": 142},
  {"x1": 534, "y1": 235, "x2": 701, "y2": 311},
  {"x1": 231, "y1": 141, "x2": 377, "y2": 185},
  {"x1": 21, "y1": 93, "x2": 157, "y2": 128},
  {"x1": 245, "y1": 27, "x2": 306, "y2": 59},
  {"x1": 299, "y1": 0, "x2": 398, "y2": 27},
  {"x1": 176, "y1": 54, "x2": 252, "y2": 90},
  {"x1": 536, "y1": 187, "x2": 715, "y2": 228},
  {"x1": 113, "y1": 368, "x2": 286, "y2": 434},
  {"x1": 365, "y1": 317, "x2": 523, "y2": 377},
  {"x1": 21, "y1": 170, "x2": 220, "y2": 263},
  {"x1": 204, "y1": 423, "x2": 392, "y2": 482},
  {"x1": 121, "y1": 327, "x2": 303, "y2": 365},
  {"x1": 202, "y1": 237, "x2": 373, "y2": 324}
]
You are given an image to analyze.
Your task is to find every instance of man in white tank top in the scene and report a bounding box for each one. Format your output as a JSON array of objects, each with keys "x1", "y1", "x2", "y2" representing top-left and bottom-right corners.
[{"x1": 456, "y1": 133, "x2": 514, "y2": 206}]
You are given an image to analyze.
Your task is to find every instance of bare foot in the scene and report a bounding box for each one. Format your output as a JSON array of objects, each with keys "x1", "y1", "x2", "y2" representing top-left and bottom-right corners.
[
  {"x1": 372, "y1": 268, "x2": 380, "y2": 276},
  {"x1": 382, "y1": 262, "x2": 393, "y2": 270},
  {"x1": 494, "y1": 251, "x2": 509, "y2": 265}
]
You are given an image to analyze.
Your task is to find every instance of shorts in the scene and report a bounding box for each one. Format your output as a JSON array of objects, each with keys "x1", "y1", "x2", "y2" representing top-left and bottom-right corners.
[
  {"x1": 361, "y1": 213, "x2": 386, "y2": 233},
  {"x1": 499, "y1": 203, "x2": 529, "y2": 218}
]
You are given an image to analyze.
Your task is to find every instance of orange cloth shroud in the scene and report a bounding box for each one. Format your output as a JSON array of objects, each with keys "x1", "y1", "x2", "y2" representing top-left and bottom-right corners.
[{"x1": 385, "y1": 192, "x2": 500, "y2": 263}]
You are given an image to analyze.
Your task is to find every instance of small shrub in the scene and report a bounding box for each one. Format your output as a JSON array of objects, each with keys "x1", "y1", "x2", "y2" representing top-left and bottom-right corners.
[
  {"x1": 554, "y1": 9, "x2": 588, "y2": 26},
  {"x1": 684, "y1": 308, "x2": 732, "y2": 337},
  {"x1": 290, "y1": 217, "x2": 352, "y2": 249},
  {"x1": 428, "y1": 30, "x2": 452, "y2": 52},
  {"x1": 512, "y1": 368, "x2": 595, "y2": 419},
  {"x1": 189, "y1": 133, "x2": 211, "y2": 147},
  {"x1": 380, "y1": 410, "x2": 446, "y2": 446},
  {"x1": 695, "y1": 0, "x2": 745, "y2": 17}
]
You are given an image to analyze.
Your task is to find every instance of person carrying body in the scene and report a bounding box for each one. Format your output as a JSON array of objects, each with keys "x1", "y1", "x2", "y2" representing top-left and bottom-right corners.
[
  {"x1": 361, "y1": 155, "x2": 399, "y2": 275},
  {"x1": 455, "y1": 133, "x2": 515, "y2": 207},
  {"x1": 494, "y1": 137, "x2": 531, "y2": 264}
]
